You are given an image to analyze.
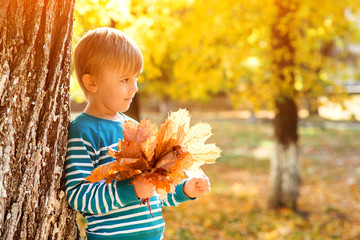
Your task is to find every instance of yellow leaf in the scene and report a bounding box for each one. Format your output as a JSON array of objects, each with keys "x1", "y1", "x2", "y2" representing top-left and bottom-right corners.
[
  {"x1": 184, "y1": 123, "x2": 213, "y2": 146},
  {"x1": 187, "y1": 143, "x2": 221, "y2": 163}
]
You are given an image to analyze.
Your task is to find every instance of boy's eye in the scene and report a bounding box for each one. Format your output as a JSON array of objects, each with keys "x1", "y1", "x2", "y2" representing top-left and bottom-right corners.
[{"x1": 121, "y1": 78, "x2": 129, "y2": 83}]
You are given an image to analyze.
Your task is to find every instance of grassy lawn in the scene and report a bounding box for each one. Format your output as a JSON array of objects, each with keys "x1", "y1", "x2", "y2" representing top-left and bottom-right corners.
[
  {"x1": 74, "y1": 113, "x2": 360, "y2": 239},
  {"x1": 161, "y1": 118, "x2": 360, "y2": 240}
]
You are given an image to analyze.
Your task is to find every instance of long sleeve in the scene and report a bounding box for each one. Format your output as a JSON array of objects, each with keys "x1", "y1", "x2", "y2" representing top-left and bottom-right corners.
[
  {"x1": 65, "y1": 135, "x2": 139, "y2": 215},
  {"x1": 160, "y1": 180, "x2": 195, "y2": 207},
  {"x1": 64, "y1": 113, "x2": 168, "y2": 240}
]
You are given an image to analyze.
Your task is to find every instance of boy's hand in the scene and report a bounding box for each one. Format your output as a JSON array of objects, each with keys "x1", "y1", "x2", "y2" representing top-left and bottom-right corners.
[
  {"x1": 133, "y1": 178, "x2": 155, "y2": 199},
  {"x1": 183, "y1": 176, "x2": 211, "y2": 199}
]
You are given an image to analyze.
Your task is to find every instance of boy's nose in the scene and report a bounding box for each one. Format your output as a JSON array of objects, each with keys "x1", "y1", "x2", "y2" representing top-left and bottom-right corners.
[{"x1": 132, "y1": 82, "x2": 138, "y2": 94}]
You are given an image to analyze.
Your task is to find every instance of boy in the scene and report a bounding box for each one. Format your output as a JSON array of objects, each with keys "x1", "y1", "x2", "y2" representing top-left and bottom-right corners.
[{"x1": 65, "y1": 27, "x2": 210, "y2": 240}]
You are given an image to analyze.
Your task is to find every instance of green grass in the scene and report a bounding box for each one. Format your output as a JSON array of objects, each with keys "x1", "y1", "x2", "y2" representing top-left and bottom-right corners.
[
  {"x1": 162, "y1": 119, "x2": 360, "y2": 240},
  {"x1": 210, "y1": 122, "x2": 272, "y2": 173}
]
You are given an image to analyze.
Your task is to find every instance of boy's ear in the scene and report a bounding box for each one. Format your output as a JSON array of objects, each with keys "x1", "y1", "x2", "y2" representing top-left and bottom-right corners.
[{"x1": 82, "y1": 74, "x2": 98, "y2": 93}]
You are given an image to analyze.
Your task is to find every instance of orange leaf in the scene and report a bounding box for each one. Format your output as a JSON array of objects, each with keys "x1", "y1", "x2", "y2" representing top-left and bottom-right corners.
[
  {"x1": 85, "y1": 160, "x2": 120, "y2": 183},
  {"x1": 119, "y1": 141, "x2": 142, "y2": 159},
  {"x1": 86, "y1": 109, "x2": 220, "y2": 196},
  {"x1": 123, "y1": 119, "x2": 158, "y2": 143},
  {"x1": 141, "y1": 135, "x2": 157, "y2": 162},
  {"x1": 85, "y1": 157, "x2": 146, "y2": 183}
]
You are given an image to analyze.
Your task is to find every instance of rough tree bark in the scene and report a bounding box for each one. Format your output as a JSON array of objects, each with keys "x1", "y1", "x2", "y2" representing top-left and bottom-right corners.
[
  {"x1": 0, "y1": 0, "x2": 78, "y2": 239},
  {"x1": 268, "y1": 0, "x2": 301, "y2": 210}
]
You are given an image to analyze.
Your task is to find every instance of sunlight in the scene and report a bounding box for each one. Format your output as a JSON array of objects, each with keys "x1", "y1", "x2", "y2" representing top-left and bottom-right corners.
[
  {"x1": 244, "y1": 56, "x2": 261, "y2": 69},
  {"x1": 318, "y1": 96, "x2": 360, "y2": 121},
  {"x1": 231, "y1": 183, "x2": 259, "y2": 197},
  {"x1": 252, "y1": 145, "x2": 273, "y2": 160}
]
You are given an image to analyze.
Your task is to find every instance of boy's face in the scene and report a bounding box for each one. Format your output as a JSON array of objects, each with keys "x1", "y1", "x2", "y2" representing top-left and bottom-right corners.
[{"x1": 93, "y1": 68, "x2": 139, "y2": 114}]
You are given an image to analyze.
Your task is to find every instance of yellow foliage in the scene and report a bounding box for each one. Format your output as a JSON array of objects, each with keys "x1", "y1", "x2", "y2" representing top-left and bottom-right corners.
[
  {"x1": 71, "y1": 0, "x2": 360, "y2": 107},
  {"x1": 70, "y1": 76, "x2": 86, "y2": 103}
]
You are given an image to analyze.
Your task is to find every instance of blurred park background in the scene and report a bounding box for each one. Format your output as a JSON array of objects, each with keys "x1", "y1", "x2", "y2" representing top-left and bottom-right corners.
[{"x1": 70, "y1": 0, "x2": 360, "y2": 239}]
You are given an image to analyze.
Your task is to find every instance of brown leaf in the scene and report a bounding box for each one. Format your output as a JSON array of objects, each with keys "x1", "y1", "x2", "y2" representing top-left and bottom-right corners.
[
  {"x1": 141, "y1": 135, "x2": 157, "y2": 162},
  {"x1": 119, "y1": 141, "x2": 142, "y2": 159},
  {"x1": 85, "y1": 161, "x2": 120, "y2": 183},
  {"x1": 154, "y1": 149, "x2": 177, "y2": 170},
  {"x1": 122, "y1": 120, "x2": 139, "y2": 142},
  {"x1": 85, "y1": 157, "x2": 144, "y2": 183},
  {"x1": 154, "y1": 137, "x2": 179, "y2": 166},
  {"x1": 151, "y1": 172, "x2": 174, "y2": 193},
  {"x1": 123, "y1": 119, "x2": 158, "y2": 143},
  {"x1": 116, "y1": 169, "x2": 142, "y2": 181},
  {"x1": 107, "y1": 147, "x2": 121, "y2": 159},
  {"x1": 86, "y1": 109, "x2": 220, "y2": 196},
  {"x1": 171, "y1": 150, "x2": 194, "y2": 171},
  {"x1": 106, "y1": 172, "x2": 119, "y2": 184},
  {"x1": 155, "y1": 119, "x2": 175, "y2": 154},
  {"x1": 118, "y1": 157, "x2": 150, "y2": 171}
]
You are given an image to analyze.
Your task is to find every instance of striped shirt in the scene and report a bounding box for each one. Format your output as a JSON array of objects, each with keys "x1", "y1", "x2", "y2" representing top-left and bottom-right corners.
[{"x1": 65, "y1": 112, "x2": 193, "y2": 240}]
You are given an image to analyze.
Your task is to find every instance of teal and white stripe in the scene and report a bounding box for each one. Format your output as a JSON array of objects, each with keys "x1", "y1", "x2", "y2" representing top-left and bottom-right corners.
[{"x1": 65, "y1": 112, "x2": 193, "y2": 240}]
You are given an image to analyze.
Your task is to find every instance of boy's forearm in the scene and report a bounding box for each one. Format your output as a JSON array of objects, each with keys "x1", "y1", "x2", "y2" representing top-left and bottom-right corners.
[
  {"x1": 161, "y1": 180, "x2": 196, "y2": 207},
  {"x1": 66, "y1": 178, "x2": 139, "y2": 214}
]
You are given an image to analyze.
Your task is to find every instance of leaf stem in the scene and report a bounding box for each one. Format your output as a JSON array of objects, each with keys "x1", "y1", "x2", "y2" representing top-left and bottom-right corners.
[{"x1": 140, "y1": 198, "x2": 154, "y2": 218}]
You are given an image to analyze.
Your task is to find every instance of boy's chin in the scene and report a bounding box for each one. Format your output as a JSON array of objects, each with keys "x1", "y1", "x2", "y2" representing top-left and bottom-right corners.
[{"x1": 120, "y1": 105, "x2": 131, "y2": 113}]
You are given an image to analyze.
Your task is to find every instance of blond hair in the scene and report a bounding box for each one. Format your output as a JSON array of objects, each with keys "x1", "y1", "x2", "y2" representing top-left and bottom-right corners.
[{"x1": 73, "y1": 27, "x2": 144, "y2": 95}]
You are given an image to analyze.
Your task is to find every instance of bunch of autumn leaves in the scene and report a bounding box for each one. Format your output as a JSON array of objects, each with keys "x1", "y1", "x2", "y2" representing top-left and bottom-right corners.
[{"x1": 86, "y1": 109, "x2": 221, "y2": 198}]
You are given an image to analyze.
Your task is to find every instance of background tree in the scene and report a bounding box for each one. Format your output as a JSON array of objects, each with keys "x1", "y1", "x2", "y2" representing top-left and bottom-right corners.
[
  {"x1": 171, "y1": 0, "x2": 360, "y2": 209},
  {"x1": 0, "y1": 0, "x2": 78, "y2": 239},
  {"x1": 72, "y1": 0, "x2": 360, "y2": 209},
  {"x1": 71, "y1": 0, "x2": 143, "y2": 120},
  {"x1": 72, "y1": 0, "x2": 195, "y2": 118},
  {"x1": 268, "y1": 0, "x2": 300, "y2": 209}
]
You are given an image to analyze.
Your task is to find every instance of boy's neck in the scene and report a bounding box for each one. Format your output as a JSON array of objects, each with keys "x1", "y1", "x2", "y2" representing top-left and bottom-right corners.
[{"x1": 84, "y1": 104, "x2": 125, "y2": 121}]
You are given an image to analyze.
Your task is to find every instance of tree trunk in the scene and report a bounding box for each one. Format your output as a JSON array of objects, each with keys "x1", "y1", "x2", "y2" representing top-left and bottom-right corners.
[
  {"x1": 158, "y1": 97, "x2": 174, "y2": 120},
  {"x1": 268, "y1": 0, "x2": 300, "y2": 209},
  {"x1": 124, "y1": 94, "x2": 141, "y2": 122},
  {"x1": 307, "y1": 96, "x2": 319, "y2": 116},
  {"x1": 268, "y1": 98, "x2": 300, "y2": 209},
  {"x1": 0, "y1": 0, "x2": 78, "y2": 239}
]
